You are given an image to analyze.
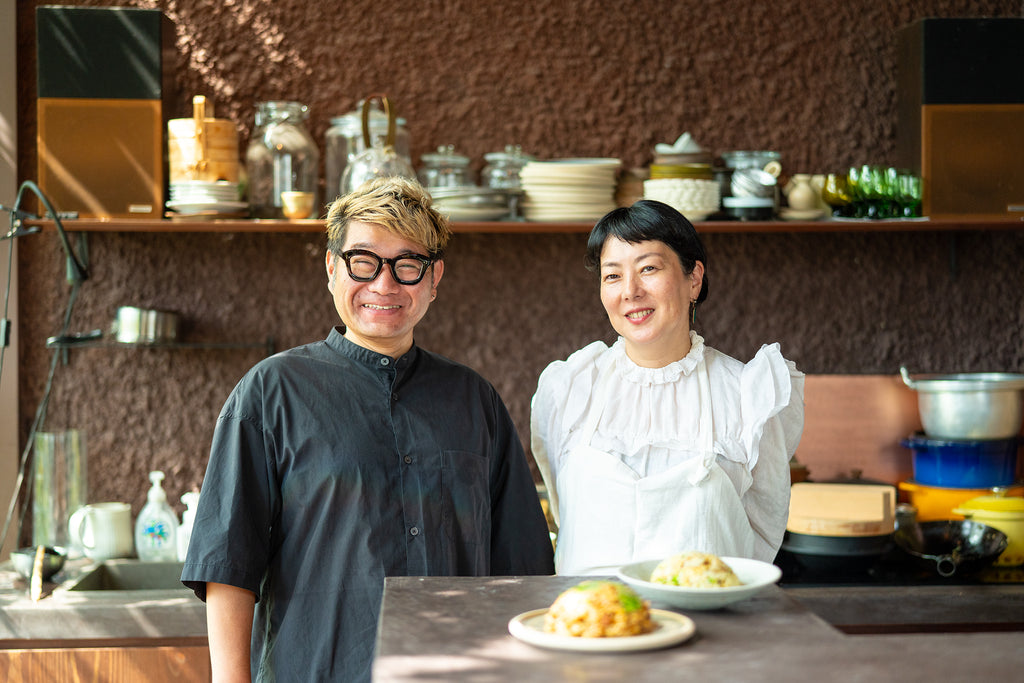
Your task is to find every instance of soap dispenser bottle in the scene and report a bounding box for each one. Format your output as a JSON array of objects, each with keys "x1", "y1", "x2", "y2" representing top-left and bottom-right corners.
[
  {"x1": 177, "y1": 491, "x2": 200, "y2": 562},
  {"x1": 135, "y1": 470, "x2": 178, "y2": 561}
]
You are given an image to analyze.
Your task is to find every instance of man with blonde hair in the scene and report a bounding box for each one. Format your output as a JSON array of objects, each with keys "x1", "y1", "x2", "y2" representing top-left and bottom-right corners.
[{"x1": 183, "y1": 178, "x2": 554, "y2": 682}]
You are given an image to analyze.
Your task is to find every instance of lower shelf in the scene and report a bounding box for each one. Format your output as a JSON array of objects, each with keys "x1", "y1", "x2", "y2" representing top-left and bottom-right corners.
[{"x1": 45, "y1": 337, "x2": 275, "y2": 356}]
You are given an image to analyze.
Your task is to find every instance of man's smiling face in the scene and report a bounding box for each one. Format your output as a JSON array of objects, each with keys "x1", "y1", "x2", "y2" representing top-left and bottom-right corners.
[{"x1": 326, "y1": 221, "x2": 443, "y2": 358}]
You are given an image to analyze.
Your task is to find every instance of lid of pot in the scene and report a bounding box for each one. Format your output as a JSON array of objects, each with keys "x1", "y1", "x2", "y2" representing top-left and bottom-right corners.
[
  {"x1": 787, "y1": 482, "x2": 896, "y2": 537},
  {"x1": 954, "y1": 493, "x2": 1024, "y2": 517}
]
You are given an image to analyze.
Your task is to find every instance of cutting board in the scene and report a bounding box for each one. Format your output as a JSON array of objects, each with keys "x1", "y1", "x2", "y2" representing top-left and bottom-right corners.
[{"x1": 787, "y1": 482, "x2": 896, "y2": 537}]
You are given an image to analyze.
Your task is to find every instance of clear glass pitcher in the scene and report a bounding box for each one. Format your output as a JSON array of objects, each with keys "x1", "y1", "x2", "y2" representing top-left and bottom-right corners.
[
  {"x1": 246, "y1": 101, "x2": 320, "y2": 218},
  {"x1": 326, "y1": 103, "x2": 411, "y2": 204},
  {"x1": 339, "y1": 95, "x2": 416, "y2": 196}
]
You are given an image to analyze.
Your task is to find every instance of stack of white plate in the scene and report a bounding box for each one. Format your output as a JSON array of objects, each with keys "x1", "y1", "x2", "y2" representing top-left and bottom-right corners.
[
  {"x1": 167, "y1": 180, "x2": 247, "y2": 216},
  {"x1": 643, "y1": 178, "x2": 720, "y2": 222},
  {"x1": 429, "y1": 187, "x2": 514, "y2": 221},
  {"x1": 520, "y1": 158, "x2": 620, "y2": 222}
]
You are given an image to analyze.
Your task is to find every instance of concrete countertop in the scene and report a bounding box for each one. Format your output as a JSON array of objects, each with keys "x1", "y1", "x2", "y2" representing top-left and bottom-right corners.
[
  {"x1": 0, "y1": 557, "x2": 205, "y2": 646},
  {"x1": 3, "y1": 557, "x2": 1023, "y2": 679},
  {"x1": 373, "y1": 576, "x2": 1024, "y2": 682}
]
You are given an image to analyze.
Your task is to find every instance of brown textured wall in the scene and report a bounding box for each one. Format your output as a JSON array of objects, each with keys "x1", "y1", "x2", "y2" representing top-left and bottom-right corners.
[{"x1": 12, "y1": 1, "x2": 1024, "y2": 525}]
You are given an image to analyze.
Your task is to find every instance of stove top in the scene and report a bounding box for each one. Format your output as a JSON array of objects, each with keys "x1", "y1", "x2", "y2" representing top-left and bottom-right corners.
[{"x1": 776, "y1": 547, "x2": 1024, "y2": 587}]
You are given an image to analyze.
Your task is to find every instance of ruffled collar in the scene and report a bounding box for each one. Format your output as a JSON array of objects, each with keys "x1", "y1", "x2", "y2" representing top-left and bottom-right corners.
[{"x1": 612, "y1": 331, "x2": 706, "y2": 385}]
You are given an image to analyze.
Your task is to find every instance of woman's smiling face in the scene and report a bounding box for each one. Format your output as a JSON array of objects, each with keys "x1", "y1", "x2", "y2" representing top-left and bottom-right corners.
[{"x1": 598, "y1": 237, "x2": 703, "y2": 367}]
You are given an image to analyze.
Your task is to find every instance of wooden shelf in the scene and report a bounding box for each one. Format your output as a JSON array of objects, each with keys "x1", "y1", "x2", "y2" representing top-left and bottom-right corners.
[{"x1": 23, "y1": 216, "x2": 1024, "y2": 235}]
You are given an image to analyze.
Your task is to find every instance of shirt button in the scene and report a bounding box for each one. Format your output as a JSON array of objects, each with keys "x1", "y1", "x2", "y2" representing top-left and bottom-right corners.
[
  {"x1": 410, "y1": 526, "x2": 420, "y2": 536},
  {"x1": 380, "y1": 358, "x2": 390, "y2": 366},
  {"x1": 403, "y1": 455, "x2": 412, "y2": 464}
]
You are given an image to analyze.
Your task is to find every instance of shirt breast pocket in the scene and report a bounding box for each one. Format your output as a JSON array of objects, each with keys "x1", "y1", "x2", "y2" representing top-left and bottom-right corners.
[{"x1": 440, "y1": 450, "x2": 491, "y2": 571}]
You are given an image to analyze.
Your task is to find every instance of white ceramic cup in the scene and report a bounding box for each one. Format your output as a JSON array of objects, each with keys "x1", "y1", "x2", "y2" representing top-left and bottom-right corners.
[{"x1": 68, "y1": 502, "x2": 134, "y2": 561}]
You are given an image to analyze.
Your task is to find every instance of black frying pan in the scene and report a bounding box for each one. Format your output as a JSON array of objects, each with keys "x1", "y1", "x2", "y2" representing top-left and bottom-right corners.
[{"x1": 894, "y1": 519, "x2": 1008, "y2": 577}]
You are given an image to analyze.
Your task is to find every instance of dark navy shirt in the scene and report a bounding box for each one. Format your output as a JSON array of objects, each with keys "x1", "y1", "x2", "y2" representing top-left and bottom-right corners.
[{"x1": 182, "y1": 328, "x2": 554, "y2": 682}]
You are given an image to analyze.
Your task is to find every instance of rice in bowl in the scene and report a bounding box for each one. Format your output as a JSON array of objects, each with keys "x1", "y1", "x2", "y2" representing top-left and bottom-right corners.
[
  {"x1": 544, "y1": 580, "x2": 655, "y2": 637},
  {"x1": 650, "y1": 551, "x2": 743, "y2": 588}
]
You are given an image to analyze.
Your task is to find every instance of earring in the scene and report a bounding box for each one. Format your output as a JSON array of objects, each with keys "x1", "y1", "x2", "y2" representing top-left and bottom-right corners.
[{"x1": 690, "y1": 299, "x2": 697, "y2": 325}]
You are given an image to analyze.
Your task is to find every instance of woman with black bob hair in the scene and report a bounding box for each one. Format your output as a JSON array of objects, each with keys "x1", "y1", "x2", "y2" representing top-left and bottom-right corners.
[
  {"x1": 584, "y1": 199, "x2": 709, "y2": 312},
  {"x1": 531, "y1": 200, "x2": 805, "y2": 575}
]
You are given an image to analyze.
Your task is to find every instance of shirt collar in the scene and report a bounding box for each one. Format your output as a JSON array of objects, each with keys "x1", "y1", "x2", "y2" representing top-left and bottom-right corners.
[
  {"x1": 612, "y1": 331, "x2": 705, "y2": 385},
  {"x1": 327, "y1": 326, "x2": 420, "y2": 371}
]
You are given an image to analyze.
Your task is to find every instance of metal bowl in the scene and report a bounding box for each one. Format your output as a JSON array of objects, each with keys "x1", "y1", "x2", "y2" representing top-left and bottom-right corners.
[
  {"x1": 10, "y1": 546, "x2": 67, "y2": 582},
  {"x1": 900, "y1": 366, "x2": 1024, "y2": 439}
]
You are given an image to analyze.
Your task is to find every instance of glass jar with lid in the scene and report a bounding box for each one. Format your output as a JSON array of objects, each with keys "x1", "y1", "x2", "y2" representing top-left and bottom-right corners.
[
  {"x1": 481, "y1": 145, "x2": 534, "y2": 219},
  {"x1": 325, "y1": 102, "x2": 411, "y2": 203},
  {"x1": 245, "y1": 101, "x2": 320, "y2": 218},
  {"x1": 417, "y1": 145, "x2": 472, "y2": 189},
  {"x1": 481, "y1": 144, "x2": 534, "y2": 190}
]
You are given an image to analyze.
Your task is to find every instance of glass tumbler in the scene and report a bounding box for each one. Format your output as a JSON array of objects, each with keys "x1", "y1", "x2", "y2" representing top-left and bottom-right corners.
[{"x1": 32, "y1": 430, "x2": 87, "y2": 553}]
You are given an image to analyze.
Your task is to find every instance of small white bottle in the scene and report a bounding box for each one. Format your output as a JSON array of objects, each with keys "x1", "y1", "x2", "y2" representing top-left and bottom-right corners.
[
  {"x1": 135, "y1": 470, "x2": 179, "y2": 561},
  {"x1": 177, "y1": 491, "x2": 200, "y2": 562}
]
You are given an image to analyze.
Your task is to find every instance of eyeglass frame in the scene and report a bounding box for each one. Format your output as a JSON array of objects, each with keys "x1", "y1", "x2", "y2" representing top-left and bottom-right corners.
[{"x1": 339, "y1": 248, "x2": 438, "y2": 285}]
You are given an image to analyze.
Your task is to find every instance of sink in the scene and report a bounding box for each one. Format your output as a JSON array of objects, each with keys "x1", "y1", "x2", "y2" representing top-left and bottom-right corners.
[{"x1": 66, "y1": 559, "x2": 189, "y2": 592}]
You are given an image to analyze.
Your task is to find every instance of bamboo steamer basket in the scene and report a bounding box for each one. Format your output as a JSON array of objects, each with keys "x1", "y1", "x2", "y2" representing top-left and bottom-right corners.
[
  {"x1": 787, "y1": 483, "x2": 896, "y2": 537},
  {"x1": 168, "y1": 96, "x2": 240, "y2": 183}
]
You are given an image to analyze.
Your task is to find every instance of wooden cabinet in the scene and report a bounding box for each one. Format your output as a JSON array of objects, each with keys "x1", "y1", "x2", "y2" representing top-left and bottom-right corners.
[{"x1": 0, "y1": 640, "x2": 210, "y2": 682}]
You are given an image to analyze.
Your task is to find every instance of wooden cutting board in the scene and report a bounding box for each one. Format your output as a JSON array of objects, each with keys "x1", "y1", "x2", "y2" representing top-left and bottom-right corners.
[{"x1": 787, "y1": 482, "x2": 896, "y2": 537}]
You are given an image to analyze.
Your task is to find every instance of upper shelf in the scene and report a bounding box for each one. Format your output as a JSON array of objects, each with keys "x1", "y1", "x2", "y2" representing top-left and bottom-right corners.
[{"x1": 24, "y1": 216, "x2": 1024, "y2": 234}]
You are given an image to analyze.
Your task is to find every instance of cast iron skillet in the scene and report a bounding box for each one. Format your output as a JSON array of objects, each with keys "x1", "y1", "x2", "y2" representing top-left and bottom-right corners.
[{"x1": 894, "y1": 519, "x2": 1008, "y2": 577}]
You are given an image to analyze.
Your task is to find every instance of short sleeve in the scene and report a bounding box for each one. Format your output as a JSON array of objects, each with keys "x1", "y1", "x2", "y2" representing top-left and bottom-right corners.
[
  {"x1": 530, "y1": 341, "x2": 608, "y2": 528},
  {"x1": 181, "y1": 375, "x2": 277, "y2": 600},
  {"x1": 737, "y1": 343, "x2": 805, "y2": 560},
  {"x1": 739, "y1": 343, "x2": 805, "y2": 471}
]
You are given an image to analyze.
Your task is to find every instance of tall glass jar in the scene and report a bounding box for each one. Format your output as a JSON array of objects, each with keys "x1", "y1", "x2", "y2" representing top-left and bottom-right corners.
[
  {"x1": 325, "y1": 103, "x2": 410, "y2": 203},
  {"x1": 246, "y1": 101, "x2": 320, "y2": 218}
]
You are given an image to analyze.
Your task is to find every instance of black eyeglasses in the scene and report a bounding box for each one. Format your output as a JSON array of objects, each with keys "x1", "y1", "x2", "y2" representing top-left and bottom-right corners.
[{"x1": 340, "y1": 249, "x2": 435, "y2": 285}]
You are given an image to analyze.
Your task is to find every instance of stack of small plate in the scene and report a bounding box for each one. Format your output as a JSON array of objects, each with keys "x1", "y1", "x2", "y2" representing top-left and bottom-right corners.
[
  {"x1": 167, "y1": 180, "x2": 247, "y2": 217},
  {"x1": 520, "y1": 158, "x2": 620, "y2": 222},
  {"x1": 429, "y1": 187, "x2": 514, "y2": 221}
]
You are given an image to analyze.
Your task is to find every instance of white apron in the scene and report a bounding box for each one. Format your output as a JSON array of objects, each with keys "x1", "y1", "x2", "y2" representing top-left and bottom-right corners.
[{"x1": 554, "y1": 355, "x2": 756, "y2": 575}]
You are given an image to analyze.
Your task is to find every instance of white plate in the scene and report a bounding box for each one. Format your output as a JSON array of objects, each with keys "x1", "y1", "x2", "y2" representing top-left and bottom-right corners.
[
  {"x1": 438, "y1": 205, "x2": 511, "y2": 221},
  {"x1": 508, "y1": 608, "x2": 695, "y2": 652},
  {"x1": 617, "y1": 556, "x2": 782, "y2": 610},
  {"x1": 167, "y1": 200, "x2": 249, "y2": 214}
]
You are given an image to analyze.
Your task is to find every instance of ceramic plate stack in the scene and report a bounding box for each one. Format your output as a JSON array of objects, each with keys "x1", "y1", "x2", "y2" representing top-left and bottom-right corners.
[
  {"x1": 520, "y1": 158, "x2": 620, "y2": 222},
  {"x1": 167, "y1": 180, "x2": 248, "y2": 218},
  {"x1": 429, "y1": 187, "x2": 514, "y2": 221}
]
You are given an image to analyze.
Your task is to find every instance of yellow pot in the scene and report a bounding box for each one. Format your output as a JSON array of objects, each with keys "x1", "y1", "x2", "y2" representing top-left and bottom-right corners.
[
  {"x1": 898, "y1": 480, "x2": 1024, "y2": 522},
  {"x1": 953, "y1": 493, "x2": 1024, "y2": 567}
]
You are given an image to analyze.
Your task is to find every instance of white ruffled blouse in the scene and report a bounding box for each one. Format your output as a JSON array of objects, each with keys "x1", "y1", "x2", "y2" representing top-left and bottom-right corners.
[{"x1": 530, "y1": 332, "x2": 806, "y2": 562}]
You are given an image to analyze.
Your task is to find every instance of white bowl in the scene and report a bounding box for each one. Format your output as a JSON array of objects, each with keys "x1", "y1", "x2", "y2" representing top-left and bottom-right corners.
[{"x1": 616, "y1": 556, "x2": 782, "y2": 610}]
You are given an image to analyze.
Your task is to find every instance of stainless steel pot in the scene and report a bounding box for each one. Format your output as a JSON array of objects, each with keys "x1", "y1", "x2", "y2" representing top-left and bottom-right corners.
[
  {"x1": 900, "y1": 366, "x2": 1024, "y2": 439},
  {"x1": 112, "y1": 306, "x2": 180, "y2": 344}
]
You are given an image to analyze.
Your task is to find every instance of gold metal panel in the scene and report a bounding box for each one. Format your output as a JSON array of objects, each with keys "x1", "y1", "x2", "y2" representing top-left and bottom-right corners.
[
  {"x1": 37, "y1": 98, "x2": 164, "y2": 218},
  {"x1": 921, "y1": 104, "x2": 1024, "y2": 219}
]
